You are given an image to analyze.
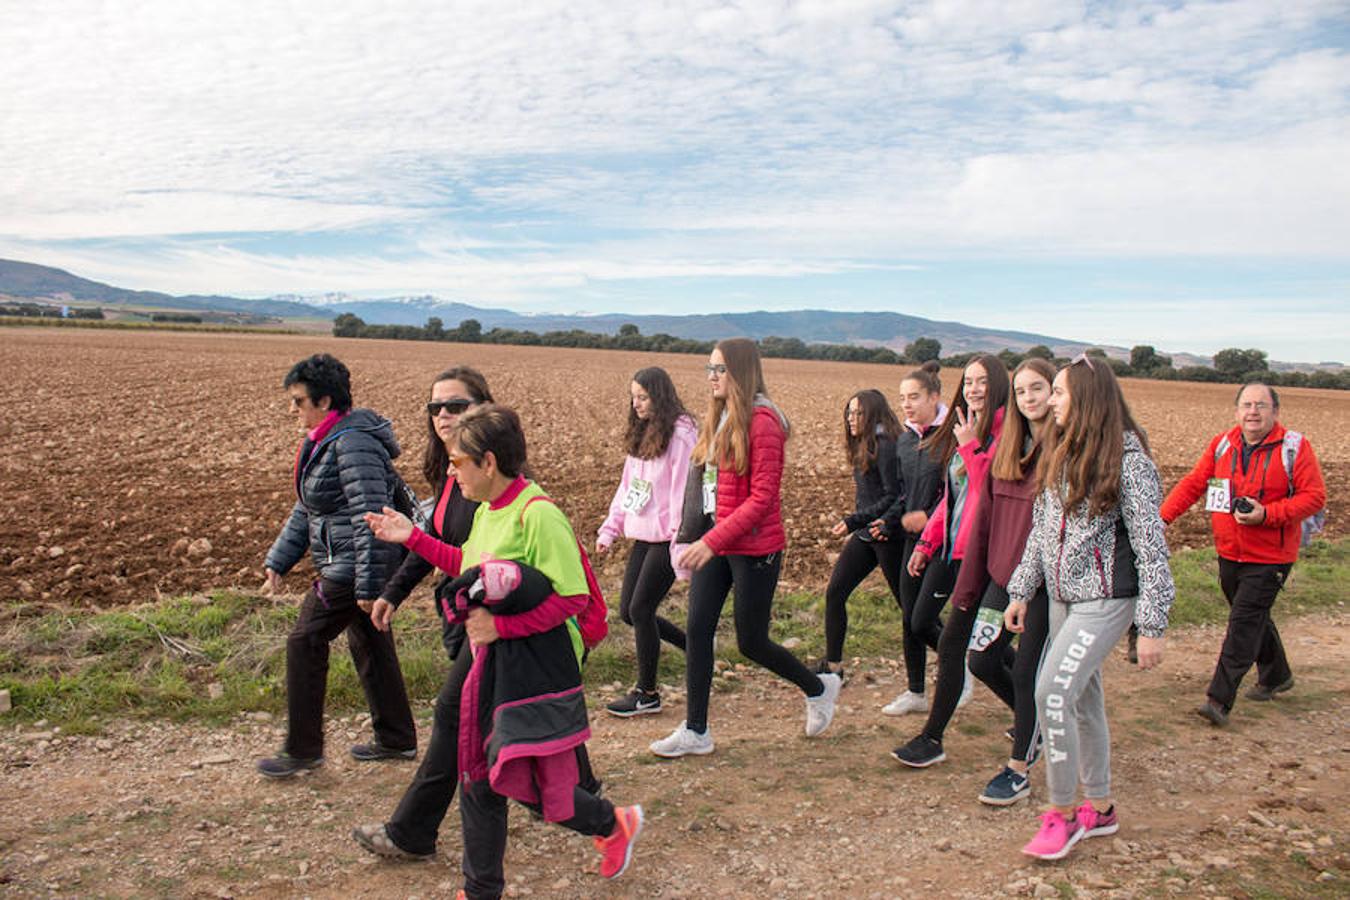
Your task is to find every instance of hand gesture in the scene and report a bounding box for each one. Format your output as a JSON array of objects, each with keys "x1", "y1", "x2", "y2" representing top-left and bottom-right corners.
[
  {"x1": 369, "y1": 598, "x2": 396, "y2": 632},
  {"x1": 1135, "y1": 635, "x2": 1165, "y2": 670},
  {"x1": 678, "y1": 539, "x2": 715, "y2": 572},
  {"x1": 1004, "y1": 600, "x2": 1026, "y2": 633},
  {"x1": 953, "y1": 406, "x2": 978, "y2": 447},
  {"x1": 364, "y1": 506, "x2": 414, "y2": 544},
  {"x1": 465, "y1": 607, "x2": 500, "y2": 646}
]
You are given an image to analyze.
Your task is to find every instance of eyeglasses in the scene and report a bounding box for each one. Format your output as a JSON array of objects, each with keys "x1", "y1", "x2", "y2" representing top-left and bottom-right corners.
[
  {"x1": 705, "y1": 364, "x2": 728, "y2": 376},
  {"x1": 427, "y1": 398, "x2": 473, "y2": 417},
  {"x1": 1070, "y1": 352, "x2": 1095, "y2": 371},
  {"x1": 448, "y1": 453, "x2": 476, "y2": 469},
  {"x1": 1238, "y1": 401, "x2": 1272, "y2": 412}
]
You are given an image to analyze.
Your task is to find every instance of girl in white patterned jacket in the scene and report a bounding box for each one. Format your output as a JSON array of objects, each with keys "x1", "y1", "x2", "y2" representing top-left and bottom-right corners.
[{"x1": 1004, "y1": 355, "x2": 1175, "y2": 862}]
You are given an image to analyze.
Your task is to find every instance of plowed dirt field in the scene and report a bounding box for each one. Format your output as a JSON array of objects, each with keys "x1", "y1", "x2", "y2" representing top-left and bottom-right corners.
[{"x1": 1, "y1": 327, "x2": 1345, "y2": 607}]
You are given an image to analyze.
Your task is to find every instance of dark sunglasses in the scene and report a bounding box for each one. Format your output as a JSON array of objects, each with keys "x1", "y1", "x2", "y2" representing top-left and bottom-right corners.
[{"x1": 427, "y1": 398, "x2": 473, "y2": 417}]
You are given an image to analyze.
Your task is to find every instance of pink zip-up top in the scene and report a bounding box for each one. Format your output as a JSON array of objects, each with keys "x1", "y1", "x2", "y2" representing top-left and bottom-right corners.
[
  {"x1": 597, "y1": 415, "x2": 697, "y2": 548},
  {"x1": 918, "y1": 406, "x2": 1004, "y2": 561}
]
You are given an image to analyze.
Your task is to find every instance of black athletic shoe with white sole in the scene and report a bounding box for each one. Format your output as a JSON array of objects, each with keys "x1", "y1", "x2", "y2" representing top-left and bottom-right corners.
[
  {"x1": 606, "y1": 689, "x2": 662, "y2": 718},
  {"x1": 892, "y1": 734, "x2": 946, "y2": 768}
]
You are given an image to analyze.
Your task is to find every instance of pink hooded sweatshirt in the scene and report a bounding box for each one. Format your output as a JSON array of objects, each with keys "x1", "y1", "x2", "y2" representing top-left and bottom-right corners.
[
  {"x1": 918, "y1": 406, "x2": 1004, "y2": 561},
  {"x1": 597, "y1": 415, "x2": 698, "y2": 548}
]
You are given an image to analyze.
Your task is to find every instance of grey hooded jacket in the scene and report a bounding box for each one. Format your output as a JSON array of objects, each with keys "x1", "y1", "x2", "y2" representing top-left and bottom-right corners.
[
  {"x1": 1006, "y1": 431, "x2": 1175, "y2": 637},
  {"x1": 264, "y1": 408, "x2": 404, "y2": 598}
]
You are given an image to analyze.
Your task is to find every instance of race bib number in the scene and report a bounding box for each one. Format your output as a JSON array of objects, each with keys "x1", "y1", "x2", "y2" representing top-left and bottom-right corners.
[
  {"x1": 622, "y1": 477, "x2": 653, "y2": 513},
  {"x1": 1204, "y1": 478, "x2": 1231, "y2": 513},
  {"x1": 968, "y1": 606, "x2": 1004, "y2": 652},
  {"x1": 702, "y1": 467, "x2": 717, "y2": 515}
]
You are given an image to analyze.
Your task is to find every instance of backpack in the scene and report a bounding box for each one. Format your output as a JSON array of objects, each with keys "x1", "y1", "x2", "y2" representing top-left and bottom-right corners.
[
  {"x1": 521, "y1": 495, "x2": 610, "y2": 649},
  {"x1": 1213, "y1": 430, "x2": 1326, "y2": 547}
]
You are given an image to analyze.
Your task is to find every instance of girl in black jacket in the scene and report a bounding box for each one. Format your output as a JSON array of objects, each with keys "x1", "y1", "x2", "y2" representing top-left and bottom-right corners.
[{"x1": 818, "y1": 390, "x2": 903, "y2": 678}]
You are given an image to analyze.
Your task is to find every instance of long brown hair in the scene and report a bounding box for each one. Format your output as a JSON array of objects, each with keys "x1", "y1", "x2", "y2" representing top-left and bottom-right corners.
[
  {"x1": 423, "y1": 366, "x2": 494, "y2": 491},
  {"x1": 691, "y1": 338, "x2": 785, "y2": 476},
  {"x1": 624, "y1": 367, "x2": 691, "y2": 459},
  {"x1": 844, "y1": 389, "x2": 901, "y2": 471},
  {"x1": 991, "y1": 358, "x2": 1057, "y2": 482},
  {"x1": 922, "y1": 354, "x2": 1010, "y2": 466},
  {"x1": 1037, "y1": 358, "x2": 1151, "y2": 516}
]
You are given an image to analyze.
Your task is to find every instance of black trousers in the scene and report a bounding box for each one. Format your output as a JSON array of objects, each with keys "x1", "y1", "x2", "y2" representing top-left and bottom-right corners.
[
  {"x1": 1007, "y1": 587, "x2": 1050, "y2": 764},
  {"x1": 823, "y1": 532, "x2": 906, "y2": 663},
  {"x1": 684, "y1": 552, "x2": 822, "y2": 733},
  {"x1": 618, "y1": 540, "x2": 687, "y2": 692},
  {"x1": 385, "y1": 646, "x2": 472, "y2": 855},
  {"x1": 1208, "y1": 558, "x2": 1294, "y2": 711},
  {"x1": 900, "y1": 555, "x2": 957, "y2": 694},
  {"x1": 460, "y1": 776, "x2": 616, "y2": 900},
  {"x1": 284, "y1": 578, "x2": 416, "y2": 759},
  {"x1": 922, "y1": 580, "x2": 1015, "y2": 742}
]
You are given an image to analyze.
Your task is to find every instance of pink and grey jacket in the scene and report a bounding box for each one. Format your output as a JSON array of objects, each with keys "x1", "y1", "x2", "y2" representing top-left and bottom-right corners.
[
  {"x1": 597, "y1": 415, "x2": 697, "y2": 548},
  {"x1": 918, "y1": 406, "x2": 1005, "y2": 561}
]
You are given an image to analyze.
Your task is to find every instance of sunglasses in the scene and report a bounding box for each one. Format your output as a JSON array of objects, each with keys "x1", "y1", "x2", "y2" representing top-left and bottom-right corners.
[
  {"x1": 1070, "y1": 352, "x2": 1095, "y2": 371},
  {"x1": 427, "y1": 398, "x2": 473, "y2": 417},
  {"x1": 448, "y1": 453, "x2": 476, "y2": 469}
]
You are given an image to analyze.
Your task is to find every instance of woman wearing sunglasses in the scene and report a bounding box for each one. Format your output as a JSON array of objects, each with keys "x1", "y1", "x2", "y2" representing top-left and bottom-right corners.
[
  {"x1": 595, "y1": 367, "x2": 697, "y2": 718},
  {"x1": 1005, "y1": 356, "x2": 1174, "y2": 861},
  {"x1": 889, "y1": 355, "x2": 1009, "y2": 756},
  {"x1": 364, "y1": 404, "x2": 644, "y2": 896},
  {"x1": 352, "y1": 366, "x2": 494, "y2": 861},
  {"x1": 652, "y1": 338, "x2": 841, "y2": 758}
]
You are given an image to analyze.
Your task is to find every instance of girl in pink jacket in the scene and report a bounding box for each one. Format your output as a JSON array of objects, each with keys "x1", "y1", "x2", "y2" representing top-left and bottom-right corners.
[{"x1": 595, "y1": 367, "x2": 698, "y2": 718}]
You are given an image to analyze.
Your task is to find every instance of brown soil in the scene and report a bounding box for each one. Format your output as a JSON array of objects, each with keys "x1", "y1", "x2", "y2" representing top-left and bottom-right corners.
[
  {"x1": 0, "y1": 328, "x2": 1344, "y2": 606},
  {"x1": 1, "y1": 613, "x2": 1346, "y2": 898}
]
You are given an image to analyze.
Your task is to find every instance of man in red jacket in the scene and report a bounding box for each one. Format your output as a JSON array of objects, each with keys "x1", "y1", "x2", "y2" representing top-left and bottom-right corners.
[{"x1": 1161, "y1": 382, "x2": 1326, "y2": 727}]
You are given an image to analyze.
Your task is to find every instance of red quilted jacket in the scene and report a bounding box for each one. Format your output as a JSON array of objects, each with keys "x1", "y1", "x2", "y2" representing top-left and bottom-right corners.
[{"x1": 702, "y1": 404, "x2": 788, "y2": 557}]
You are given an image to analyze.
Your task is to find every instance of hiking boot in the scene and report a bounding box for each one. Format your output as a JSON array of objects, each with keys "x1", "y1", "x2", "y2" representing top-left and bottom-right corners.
[
  {"x1": 1245, "y1": 676, "x2": 1294, "y2": 702},
  {"x1": 349, "y1": 742, "x2": 416, "y2": 762},
  {"x1": 594, "y1": 805, "x2": 644, "y2": 879},
  {"x1": 606, "y1": 689, "x2": 662, "y2": 718},
  {"x1": 1076, "y1": 802, "x2": 1119, "y2": 838},
  {"x1": 351, "y1": 823, "x2": 435, "y2": 861},
  {"x1": 1195, "y1": 699, "x2": 1229, "y2": 727},
  {"x1": 891, "y1": 734, "x2": 945, "y2": 768},
  {"x1": 650, "y1": 722, "x2": 714, "y2": 758},
  {"x1": 979, "y1": 766, "x2": 1031, "y2": 806},
  {"x1": 1022, "y1": 809, "x2": 1084, "y2": 861},
  {"x1": 256, "y1": 752, "x2": 323, "y2": 779},
  {"x1": 805, "y1": 673, "x2": 842, "y2": 737},
  {"x1": 881, "y1": 690, "x2": 927, "y2": 716}
]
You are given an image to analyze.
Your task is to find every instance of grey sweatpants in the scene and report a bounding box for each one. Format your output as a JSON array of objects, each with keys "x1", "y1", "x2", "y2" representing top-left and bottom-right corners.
[{"x1": 1036, "y1": 596, "x2": 1137, "y2": 807}]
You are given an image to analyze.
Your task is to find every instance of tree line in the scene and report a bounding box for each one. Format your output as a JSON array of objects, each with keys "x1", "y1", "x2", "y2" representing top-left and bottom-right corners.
[{"x1": 331, "y1": 314, "x2": 1349, "y2": 390}]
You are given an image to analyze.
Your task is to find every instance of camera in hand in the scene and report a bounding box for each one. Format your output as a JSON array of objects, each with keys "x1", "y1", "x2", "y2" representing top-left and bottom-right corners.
[{"x1": 1232, "y1": 497, "x2": 1254, "y2": 514}]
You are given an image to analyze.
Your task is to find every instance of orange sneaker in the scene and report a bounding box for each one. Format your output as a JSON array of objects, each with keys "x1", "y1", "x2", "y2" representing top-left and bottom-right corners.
[{"x1": 594, "y1": 804, "x2": 644, "y2": 879}]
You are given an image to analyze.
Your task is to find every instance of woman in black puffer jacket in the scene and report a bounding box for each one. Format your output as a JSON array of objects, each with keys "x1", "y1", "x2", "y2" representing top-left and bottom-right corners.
[{"x1": 257, "y1": 353, "x2": 416, "y2": 779}]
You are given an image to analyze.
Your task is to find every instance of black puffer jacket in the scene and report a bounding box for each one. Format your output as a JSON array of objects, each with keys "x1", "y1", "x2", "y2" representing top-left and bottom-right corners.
[
  {"x1": 843, "y1": 437, "x2": 901, "y2": 532},
  {"x1": 265, "y1": 409, "x2": 404, "y2": 598},
  {"x1": 877, "y1": 421, "x2": 945, "y2": 536}
]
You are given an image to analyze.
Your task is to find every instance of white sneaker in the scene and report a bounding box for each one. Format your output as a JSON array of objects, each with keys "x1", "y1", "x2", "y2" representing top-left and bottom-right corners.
[
  {"x1": 649, "y1": 722, "x2": 714, "y2": 758},
  {"x1": 805, "y1": 673, "x2": 842, "y2": 737},
  {"x1": 956, "y1": 664, "x2": 974, "y2": 709},
  {"x1": 882, "y1": 690, "x2": 928, "y2": 716}
]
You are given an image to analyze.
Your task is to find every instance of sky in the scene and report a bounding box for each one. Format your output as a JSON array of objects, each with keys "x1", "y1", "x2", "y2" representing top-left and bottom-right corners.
[{"x1": 2, "y1": 0, "x2": 1348, "y2": 362}]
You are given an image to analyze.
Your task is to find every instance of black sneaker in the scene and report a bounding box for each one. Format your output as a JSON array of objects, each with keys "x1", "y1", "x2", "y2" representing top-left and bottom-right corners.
[
  {"x1": 257, "y1": 752, "x2": 324, "y2": 779},
  {"x1": 1245, "y1": 676, "x2": 1294, "y2": 702},
  {"x1": 891, "y1": 734, "x2": 946, "y2": 768},
  {"x1": 812, "y1": 659, "x2": 847, "y2": 683},
  {"x1": 606, "y1": 690, "x2": 662, "y2": 718},
  {"x1": 1195, "y1": 699, "x2": 1229, "y2": 727},
  {"x1": 350, "y1": 742, "x2": 417, "y2": 762}
]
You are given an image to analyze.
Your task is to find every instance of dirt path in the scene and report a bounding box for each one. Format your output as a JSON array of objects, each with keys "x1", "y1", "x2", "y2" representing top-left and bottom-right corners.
[{"x1": 2, "y1": 614, "x2": 1347, "y2": 899}]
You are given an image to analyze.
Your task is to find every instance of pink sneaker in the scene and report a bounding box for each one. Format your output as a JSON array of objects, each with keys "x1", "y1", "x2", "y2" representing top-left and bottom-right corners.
[
  {"x1": 1077, "y1": 801, "x2": 1119, "y2": 838},
  {"x1": 1021, "y1": 809, "x2": 1085, "y2": 861},
  {"x1": 594, "y1": 805, "x2": 644, "y2": 879}
]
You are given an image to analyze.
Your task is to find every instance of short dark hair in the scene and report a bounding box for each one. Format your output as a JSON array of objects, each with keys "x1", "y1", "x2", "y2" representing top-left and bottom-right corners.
[
  {"x1": 451, "y1": 404, "x2": 527, "y2": 478},
  {"x1": 1235, "y1": 381, "x2": 1280, "y2": 410},
  {"x1": 283, "y1": 353, "x2": 353, "y2": 412}
]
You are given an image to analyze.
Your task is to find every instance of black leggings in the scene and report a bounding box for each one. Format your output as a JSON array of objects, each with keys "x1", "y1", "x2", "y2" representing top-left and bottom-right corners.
[
  {"x1": 618, "y1": 540, "x2": 687, "y2": 692},
  {"x1": 900, "y1": 555, "x2": 958, "y2": 694},
  {"x1": 684, "y1": 552, "x2": 822, "y2": 733},
  {"x1": 1008, "y1": 587, "x2": 1050, "y2": 763},
  {"x1": 824, "y1": 533, "x2": 905, "y2": 663},
  {"x1": 921, "y1": 579, "x2": 1016, "y2": 743}
]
